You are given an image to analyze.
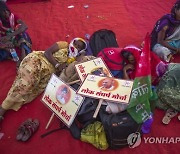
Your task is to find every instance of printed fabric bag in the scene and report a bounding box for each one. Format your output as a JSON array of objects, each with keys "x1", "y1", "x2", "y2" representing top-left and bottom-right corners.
[{"x1": 80, "y1": 121, "x2": 109, "y2": 150}]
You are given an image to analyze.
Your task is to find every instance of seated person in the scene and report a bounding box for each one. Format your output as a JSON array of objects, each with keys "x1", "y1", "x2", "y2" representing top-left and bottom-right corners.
[
  {"x1": 0, "y1": 37, "x2": 87, "y2": 123},
  {"x1": 155, "y1": 62, "x2": 180, "y2": 125},
  {"x1": 0, "y1": 1, "x2": 32, "y2": 65},
  {"x1": 150, "y1": 0, "x2": 180, "y2": 62}
]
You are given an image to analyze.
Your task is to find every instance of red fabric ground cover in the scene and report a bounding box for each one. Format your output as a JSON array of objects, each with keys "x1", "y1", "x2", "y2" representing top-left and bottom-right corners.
[
  {"x1": 0, "y1": 0, "x2": 179, "y2": 154},
  {"x1": 7, "y1": 0, "x2": 48, "y2": 4}
]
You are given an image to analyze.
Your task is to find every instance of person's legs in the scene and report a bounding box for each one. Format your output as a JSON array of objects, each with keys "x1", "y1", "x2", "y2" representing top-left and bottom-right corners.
[
  {"x1": 1, "y1": 54, "x2": 42, "y2": 112},
  {"x1": 152, "y1": 44, "x2": 172, "y2": 62}
]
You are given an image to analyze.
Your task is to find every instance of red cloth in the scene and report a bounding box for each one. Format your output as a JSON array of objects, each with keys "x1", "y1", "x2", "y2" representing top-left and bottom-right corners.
[
  {"x1": 97, "y1": 48, "x2": 124, "y2": 70},
  {"x1": 121, "y1": 45, "x2": 142, "y2": 79},
  {"x1": 135, "y1": 33, "x2": 151, "y2": 77},
  {"x1": 7, "y1": 0, "x2": 48, "y2": 4},
  {"x1": 0, "y1": 0, "x2": 180, "y2": 154}
]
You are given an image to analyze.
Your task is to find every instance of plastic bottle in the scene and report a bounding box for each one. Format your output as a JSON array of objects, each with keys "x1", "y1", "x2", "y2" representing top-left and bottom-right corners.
[{"x1": 10, "y1": 48, "x2": 19, "y2": 62}]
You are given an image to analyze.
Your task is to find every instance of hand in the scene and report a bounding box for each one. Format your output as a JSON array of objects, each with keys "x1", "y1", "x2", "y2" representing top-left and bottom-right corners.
[
  {"x1": 0, "y1": 35, "x2": 12, "y2": 42},
  {"x1": 56, "y1": 63, "x2": 67, "y2": 76},
  {"x1": 76, "y1": 53, "x2": 85, "y2": 62},
  {"x1": 123, "y1": 64, "x2": 134, "y2": 72}
]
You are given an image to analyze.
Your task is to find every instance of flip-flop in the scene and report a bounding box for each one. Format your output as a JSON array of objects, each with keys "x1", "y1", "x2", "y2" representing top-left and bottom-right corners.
[
  {"x1": 16, "y1": 118, "x2": 32, "y2": 141},
  {"x1": 21, "y1": 119, "x2": 39, "y2": 142},
  {"x1": 162, "y1": 109, "x2": 178, "y2": 125}
]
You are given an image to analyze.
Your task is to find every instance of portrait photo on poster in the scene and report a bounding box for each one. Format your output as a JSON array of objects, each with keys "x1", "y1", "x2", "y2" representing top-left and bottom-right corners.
[
  {"x1": 56, "y1": 85, "x2": 71, "y2": 105},
  {"x1": 98, "y1": 77, "x2": 119, "y2": 91},
  {"x1": 90, "y1": 67, "x2": 109, "y2": 77}
]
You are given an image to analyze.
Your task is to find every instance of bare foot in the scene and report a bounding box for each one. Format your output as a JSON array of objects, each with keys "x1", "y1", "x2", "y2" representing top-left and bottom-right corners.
[{"x1": 0, "y1": 106, "x2": 6, "y2": 123}]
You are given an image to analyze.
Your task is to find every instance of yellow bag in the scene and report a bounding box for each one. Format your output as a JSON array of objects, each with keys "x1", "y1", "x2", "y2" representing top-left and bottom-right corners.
[{"x1": 80, "y1": 121, "x2": 109, "y2": 150}]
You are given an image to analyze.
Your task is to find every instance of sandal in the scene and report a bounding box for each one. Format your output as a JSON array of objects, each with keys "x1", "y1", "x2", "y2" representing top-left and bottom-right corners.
[
  {"x1": 162, "y1": 109, "x2": 178, "y2": 125},
  {"x1": 16, "y1": 118, "x2": 32, "y2": 141},
  {"x1": 21, "y1": 119, "x2": 39, "y2": 142}
]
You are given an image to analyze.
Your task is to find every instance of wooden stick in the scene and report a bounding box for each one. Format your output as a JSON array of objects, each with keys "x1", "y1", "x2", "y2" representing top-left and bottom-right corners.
[
  {"x1": 93, "y1": 99, "x2": 103, "y2": 118},
  {"x1": 45, "y1": 79, "x2": 80, "y2": 129},
  {"x1": 67, "y1": 79, "x2": 80, "y2": 85},
  {"x1": 45, "y1": 113, "x2": 55, "y2": 129}
]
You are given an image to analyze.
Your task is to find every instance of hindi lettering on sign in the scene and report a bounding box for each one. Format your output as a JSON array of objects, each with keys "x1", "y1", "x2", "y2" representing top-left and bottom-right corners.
[
  {"x1": 77, "y1": 74, "x2": 134, "y2": 104},
  {"x1": 131, "y1": 84, "x2": 149, "y2": 99},
  {"x1": 135, "y1": 104, "x2": 145, "y2": 113},
  {"x1": 42, "y1": 74, "x2": 84, "y2": 127},
  {"x1": 75, "y1": 57, "x2": 112, "y2": 81},
  {"x1": 141, "y1": 110, "x2": 150, "y2": 122}
]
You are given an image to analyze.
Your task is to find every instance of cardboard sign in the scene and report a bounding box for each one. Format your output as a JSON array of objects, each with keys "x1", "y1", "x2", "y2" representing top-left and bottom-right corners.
[
  {"x1": 77, "y1": 74, "x2": 133, "y2": 104},
  {"x1": 41, "y1": 74, "x2": 84, "y2": 127},
  {"x1": 75, "y1": 57, "x2": 112, "y2": 81}
]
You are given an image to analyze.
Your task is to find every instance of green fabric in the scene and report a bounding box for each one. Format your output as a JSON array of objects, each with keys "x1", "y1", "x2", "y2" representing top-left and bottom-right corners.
[
  {"x1": 149, "y1": 87, "x2": 158, "y2": 113},
  {"x1": 127, "y1": 76, "x2": 152, "y2": 124},
  {"x1": 156, "y1": 63, "x2": 180, "y2": 111},
  {"x1": 80, "y1": 121, "x2": 109, "y2": 150}
]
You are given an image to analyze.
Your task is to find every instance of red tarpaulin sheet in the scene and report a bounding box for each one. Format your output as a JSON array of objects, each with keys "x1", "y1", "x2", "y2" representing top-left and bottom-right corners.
[{"x1": 0, "y1": 0, "x2": 179, "y2": 154}]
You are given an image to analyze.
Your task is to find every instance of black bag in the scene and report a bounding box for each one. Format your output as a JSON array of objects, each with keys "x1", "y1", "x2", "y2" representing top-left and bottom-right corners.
[
  {"x1": 89, "y1": 29, "x2": 119, "y2": 56},
  {"x1": 77, "y1": 97, "x2": 99, "y2": 127},
  {"x1": 99, "y1": 107, "x2": 142, "y2": 149}
]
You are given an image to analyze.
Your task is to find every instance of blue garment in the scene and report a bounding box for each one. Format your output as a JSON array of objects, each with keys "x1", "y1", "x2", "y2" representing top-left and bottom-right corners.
[
  {"x1": 111, "y1": 70, "x2": 123, "y2": 79},
  {"x1": 169, "y1": 40, "x2": 180, "y2": 53},
  {"x1": 0, "y1": 49, "x2": 9, "y2": 61}
]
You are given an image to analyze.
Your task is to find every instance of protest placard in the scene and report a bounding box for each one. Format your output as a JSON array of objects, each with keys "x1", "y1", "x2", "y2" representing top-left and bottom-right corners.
[
  {"x1": 42, "y1": 74, "x2": 84, "y2": 127},
  {"x1": 75, "y1": 57, "x2": 112, "y2": 81},
  {"x1": 77, "y1": 74, "x2": 133, "y2": 104}
]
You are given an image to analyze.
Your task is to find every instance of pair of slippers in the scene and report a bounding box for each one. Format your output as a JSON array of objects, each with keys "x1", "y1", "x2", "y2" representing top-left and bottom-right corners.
[
  {"x1": 16, "y1": 118, "x2": 39, "y2": 142},
  {"x1": 162, "y1": 109, "x2": 178, "y2": 125}
]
